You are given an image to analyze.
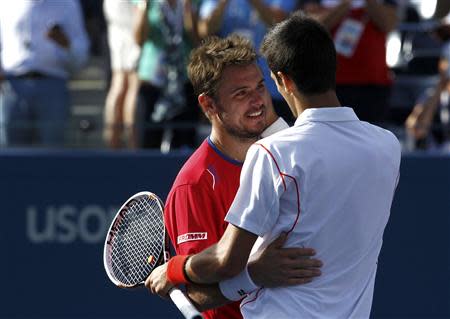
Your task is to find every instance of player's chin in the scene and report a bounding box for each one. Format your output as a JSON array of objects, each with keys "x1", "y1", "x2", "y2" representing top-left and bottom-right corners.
[{"x1": 244, "y1": 121, "x2": 266, "y2": 137}]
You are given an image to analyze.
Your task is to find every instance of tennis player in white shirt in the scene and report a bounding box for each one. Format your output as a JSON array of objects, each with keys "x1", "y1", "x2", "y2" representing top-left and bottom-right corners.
[{"x1": 147, "y1": 12, "x2": 401, "y2": 318}]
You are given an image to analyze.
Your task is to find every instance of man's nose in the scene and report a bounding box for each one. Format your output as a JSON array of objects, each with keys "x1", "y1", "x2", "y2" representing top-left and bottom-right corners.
[{"x1": 249, "y1": 89, "x2": 264, "y2": 106}]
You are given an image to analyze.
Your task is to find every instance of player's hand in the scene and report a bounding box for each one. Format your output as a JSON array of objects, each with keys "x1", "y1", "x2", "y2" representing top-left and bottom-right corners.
[
  {"x1": 145, "y1": 263, "x2": 174, "y2": 298},
  {"x1": 47, "y1": 24, "x2": 70, "y2": 49},
  {"x1": 248, "y1": 232, "x2": 322, "y2": 287}
]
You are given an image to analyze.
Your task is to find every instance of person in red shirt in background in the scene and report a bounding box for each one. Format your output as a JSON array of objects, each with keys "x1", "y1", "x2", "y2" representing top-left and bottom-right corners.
[
  {"x1": 163, "y1": 35, "x2": 322, "y2": 319},
  {"x1": 300, "y1": 0, "x2": 398, "y2": 125}
]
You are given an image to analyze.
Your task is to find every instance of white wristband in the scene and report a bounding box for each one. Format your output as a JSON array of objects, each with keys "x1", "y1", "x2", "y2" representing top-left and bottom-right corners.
[{"x1": 218, "y1": 266, "x2": 259, "y2": 301}]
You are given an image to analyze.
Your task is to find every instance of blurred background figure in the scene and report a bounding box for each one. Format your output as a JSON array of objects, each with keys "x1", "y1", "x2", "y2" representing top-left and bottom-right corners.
[
  {"x1": 133, "y1": 0, "x2": 200, "y2": 151},
  {"x1": 80, "y1": 0, "x2": 106, "y2": 57},
  {"x1": 300, "y1": 0, "x2": 398, "y2": 125},
  {"x1": 405, "y1": 14, "x2": 450, "y2": 151},
  {"x1": 103, "y1": 0, "x2": 141, "y2": 149},
  {"x1": 198, "y1": 0, "x2": 298, "y2": 125},
  {"x1": 0, "y1": 0, "x2": 89, "y2": 147}
]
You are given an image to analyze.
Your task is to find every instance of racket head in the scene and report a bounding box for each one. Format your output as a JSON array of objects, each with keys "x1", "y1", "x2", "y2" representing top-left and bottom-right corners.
[{"x1": 103, "y1": 191, "x2": 166, "y2": 288}]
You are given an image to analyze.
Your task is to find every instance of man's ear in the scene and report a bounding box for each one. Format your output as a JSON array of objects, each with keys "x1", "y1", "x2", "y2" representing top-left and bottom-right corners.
[
  {"x1": 198, "y1": 93, "x2": 216, "y2": 119},
  {"x1": 277, "y1": 71, "x2": 295, "y2": 95}
]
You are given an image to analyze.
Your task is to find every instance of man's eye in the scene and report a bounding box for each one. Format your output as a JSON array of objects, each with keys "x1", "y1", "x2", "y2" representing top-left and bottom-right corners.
[{"x1": 235, "y1": 91, "x2": 247, "y2": 98}]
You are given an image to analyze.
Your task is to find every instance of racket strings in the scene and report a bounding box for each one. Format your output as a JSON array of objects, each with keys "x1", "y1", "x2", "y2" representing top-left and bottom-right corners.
[{"x1": 109, "y1": 196, "x2": 165, "y2": 285}]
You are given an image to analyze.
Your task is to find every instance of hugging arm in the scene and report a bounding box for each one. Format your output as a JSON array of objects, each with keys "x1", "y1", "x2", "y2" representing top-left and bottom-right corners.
[{"x1": 146, "y1": 228, "x2": 322, "y2": 307}]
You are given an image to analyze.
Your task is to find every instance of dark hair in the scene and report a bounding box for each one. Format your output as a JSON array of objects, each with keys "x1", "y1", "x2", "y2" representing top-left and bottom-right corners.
[
  {"x1": 188, "y1": 34, "x2": 257, "y2": 97},
  {"x1": 260, "y1": 12, "x2": 336, "y2": 94}
]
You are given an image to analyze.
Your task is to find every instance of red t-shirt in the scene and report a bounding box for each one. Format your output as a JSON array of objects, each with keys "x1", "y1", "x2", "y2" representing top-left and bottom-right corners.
[
  {"x1": 332, "y1": 8, "x2": 393, "y2": 85},
  {"x1": 165, "y1": 138, "x2": 243, "y2": 319}
]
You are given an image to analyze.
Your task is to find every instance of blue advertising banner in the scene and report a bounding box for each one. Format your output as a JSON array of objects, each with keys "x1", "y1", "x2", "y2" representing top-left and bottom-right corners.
[
  {"x1": 0, "y1": 150, "x2": 449, "y2": 318},
  {"x1": 372, "y1": 153, "x2": 450, "y2": 318},
  {"x1": 0, "y1": 149, "x2": 191, "y2": 319}
]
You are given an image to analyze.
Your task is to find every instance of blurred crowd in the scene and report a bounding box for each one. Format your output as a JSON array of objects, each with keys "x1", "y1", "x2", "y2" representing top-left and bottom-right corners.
[{"x1": 0, "y1": 0, "x2": 449, "y2": 152}]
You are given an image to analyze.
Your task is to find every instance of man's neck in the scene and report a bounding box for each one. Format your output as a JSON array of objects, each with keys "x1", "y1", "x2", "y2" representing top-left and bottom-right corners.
[
  {"x1": 293, "y1": 90, "x2": 341, "y2": 115},
  {"x1": 209, "y1": 129, "x2": 257, "y2": 163}
]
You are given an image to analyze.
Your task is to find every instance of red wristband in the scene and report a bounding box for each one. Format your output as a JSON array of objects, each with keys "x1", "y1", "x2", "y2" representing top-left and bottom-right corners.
[{"x1": 167, "y1": 255, "x2": 191, "y2": 285}]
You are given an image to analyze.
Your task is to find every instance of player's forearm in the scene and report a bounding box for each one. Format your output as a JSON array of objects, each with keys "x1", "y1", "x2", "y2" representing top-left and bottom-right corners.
[
  {"x1": 416, "y1": 89, "x2": 441, "y2": 127},
  {"x1": 311, "y1": 0, "x2": 352, "y2": 30},
  {"x1": 186, "y1": 225, "x2": 257, "y2": 284},
  {"x1": 186, "y1": 244, "x2": 242, "y2": 283},
  {"x1": 186, "y1": 283, "x2": 231, "y2": 312},
  {"x1": 248, "y1": 0, "x2": 287, "y2": 26},
  {"x1": 364, "y1": 0, "x2": 397, "y2": 33},
  {"x1": 134, "y1": 2, "x2": 150, "y2": 47},
  {"x1": 184, "y1": 0, "x2": 200, "y2": 46},
  {"x1": 405, "y1": 87, "x2": 441, "y2": 139},
  {"x1": 199, "y1": 0, "x2": 228, "y2": 37}
]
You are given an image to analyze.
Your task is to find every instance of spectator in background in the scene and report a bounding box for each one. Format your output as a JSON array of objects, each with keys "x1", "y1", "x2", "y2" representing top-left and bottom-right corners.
[
  {"x1": 103, "y1": 0, "x2": 141, "y2": 149},
  {"x1": 79, "y1": 0, "x2": 106, "y2": 57},
  {"x1": 133, "y1": 0, "x2": 200, "y2": 151},
  {"x1": 198, "y1": 0, "x2": 298, "y2": 125},
  {"x1": 300, "y1": 0, "x2": 398, "y2": 125},
  {"x1": 0, "y1": 0, "x2": 89, "y2": 147},
  {"x1": 405, "y1": 15, "x2": 450, "y2": 151}
]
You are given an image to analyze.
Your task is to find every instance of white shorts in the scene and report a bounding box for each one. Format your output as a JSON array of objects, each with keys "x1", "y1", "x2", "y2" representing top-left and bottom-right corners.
[
  {"x1": 107, "y1": 26, "x2": 140, "y2": 71},
  {"x1": 104, "y1": 0, "x2": 140, "y2": 71}
]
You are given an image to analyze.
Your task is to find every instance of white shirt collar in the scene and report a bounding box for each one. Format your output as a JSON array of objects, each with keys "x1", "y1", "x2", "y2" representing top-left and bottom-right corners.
[{"x1": 294, "y1": 107, "x2": 359, "y2": 126}]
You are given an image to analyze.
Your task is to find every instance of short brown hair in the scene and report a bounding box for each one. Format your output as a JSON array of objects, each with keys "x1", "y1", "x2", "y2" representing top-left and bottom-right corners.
[{"x1": 188, "y1": 34, "x2": 257, "y2": 97}]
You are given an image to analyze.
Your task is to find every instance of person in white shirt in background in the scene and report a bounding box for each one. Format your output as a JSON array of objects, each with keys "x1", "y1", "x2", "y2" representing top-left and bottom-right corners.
[
  {"x1": 0, "y1": 0, "x2": 89, "y2": 147},
  {"x1": 147, "y1": 12, "x2": 401, "y2": 319}
]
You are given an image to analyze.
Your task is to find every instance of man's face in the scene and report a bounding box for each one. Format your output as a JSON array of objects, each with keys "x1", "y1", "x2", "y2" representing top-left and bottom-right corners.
[{"x1": 212, "y1": 63, "x2": 273, "y2": 139}]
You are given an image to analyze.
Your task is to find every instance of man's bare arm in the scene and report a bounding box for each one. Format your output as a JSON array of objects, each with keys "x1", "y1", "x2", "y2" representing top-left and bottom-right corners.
[
  {"x1": 186, "y1": 284, "x2": 230, "y2": 311},
  {"x1": 364, "y1": 0, "x2": 397, "y2": 33},
  {"x1": 306, "y1": 0, "x2": 352, "y2": 31},
  {"x1": 248, "y1": 0, "x2": 289, "y2": 27},
  {"x1": 187, "y1": 224, "x2": 257, "y2": 283},
  {"x1": 247, "y1": 233, "x2": 322, "y2": 287},
  {"x1": 185, "y1": 233, "x2": 322, "y2": 310},
  {"x1": 133, "y1": 0, "x2": 150, "y2": 47},
  {"x1": 198, "y1": 0, "x2": 229, "y2": 37},
  {"x1": 145, "y1": 224, "x2": 254, "y2": 296},
  {"x1": 146, "y1": 229, "x2": 323, "y2": 299}
]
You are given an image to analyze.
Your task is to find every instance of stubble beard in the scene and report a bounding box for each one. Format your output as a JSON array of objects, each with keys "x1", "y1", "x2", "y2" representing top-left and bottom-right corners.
[
  {"x1": 224, "y1": 123, "x2": 261, "y2": 140},
  {"x1": 217, "y1": 111, "x2": 264, "y2": 141}
]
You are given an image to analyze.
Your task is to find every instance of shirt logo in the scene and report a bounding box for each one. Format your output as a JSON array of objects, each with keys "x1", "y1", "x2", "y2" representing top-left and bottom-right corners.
[
  {"x1": 177, "y1": 232, "x2": 208, "y2": 244},
  {"x1": 238, "y1": 289, "x2": 247, "y2": 296}
]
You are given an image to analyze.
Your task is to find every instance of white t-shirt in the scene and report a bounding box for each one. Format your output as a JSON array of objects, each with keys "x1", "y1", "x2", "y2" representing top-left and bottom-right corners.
[
  {"x1": 0, "y1": 0, "x2": 89, "y2": 78},
  {"x1": 226, "y1": 107, "x2": 401, "y2": 318}
]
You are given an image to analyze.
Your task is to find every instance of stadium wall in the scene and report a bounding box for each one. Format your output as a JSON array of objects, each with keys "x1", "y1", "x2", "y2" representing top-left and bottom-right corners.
[{"x1": 0, "y1": 150, "x2": 448, "y2": 318}]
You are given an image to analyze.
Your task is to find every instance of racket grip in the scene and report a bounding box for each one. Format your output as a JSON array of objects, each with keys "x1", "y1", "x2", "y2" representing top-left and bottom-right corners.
[{"x1": 169, "y1": 287, "x2": 203, "y2": 319}]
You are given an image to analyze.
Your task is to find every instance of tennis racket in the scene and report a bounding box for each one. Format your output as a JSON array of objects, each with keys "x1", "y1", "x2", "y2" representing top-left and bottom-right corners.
[{"x1": 103, "y1": 191, "x2": 203, "y2": 319}]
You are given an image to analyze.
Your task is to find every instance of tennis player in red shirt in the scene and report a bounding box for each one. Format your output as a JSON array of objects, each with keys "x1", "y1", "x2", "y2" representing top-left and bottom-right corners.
[{"x1": 163, "y1": 35, "x2": 323, "y2": 319}]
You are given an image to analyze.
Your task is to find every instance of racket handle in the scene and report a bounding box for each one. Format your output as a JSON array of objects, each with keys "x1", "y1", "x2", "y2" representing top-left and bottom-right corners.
[{"x1": 169, "y1": 287, "x2": 203, "y2": 319}]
